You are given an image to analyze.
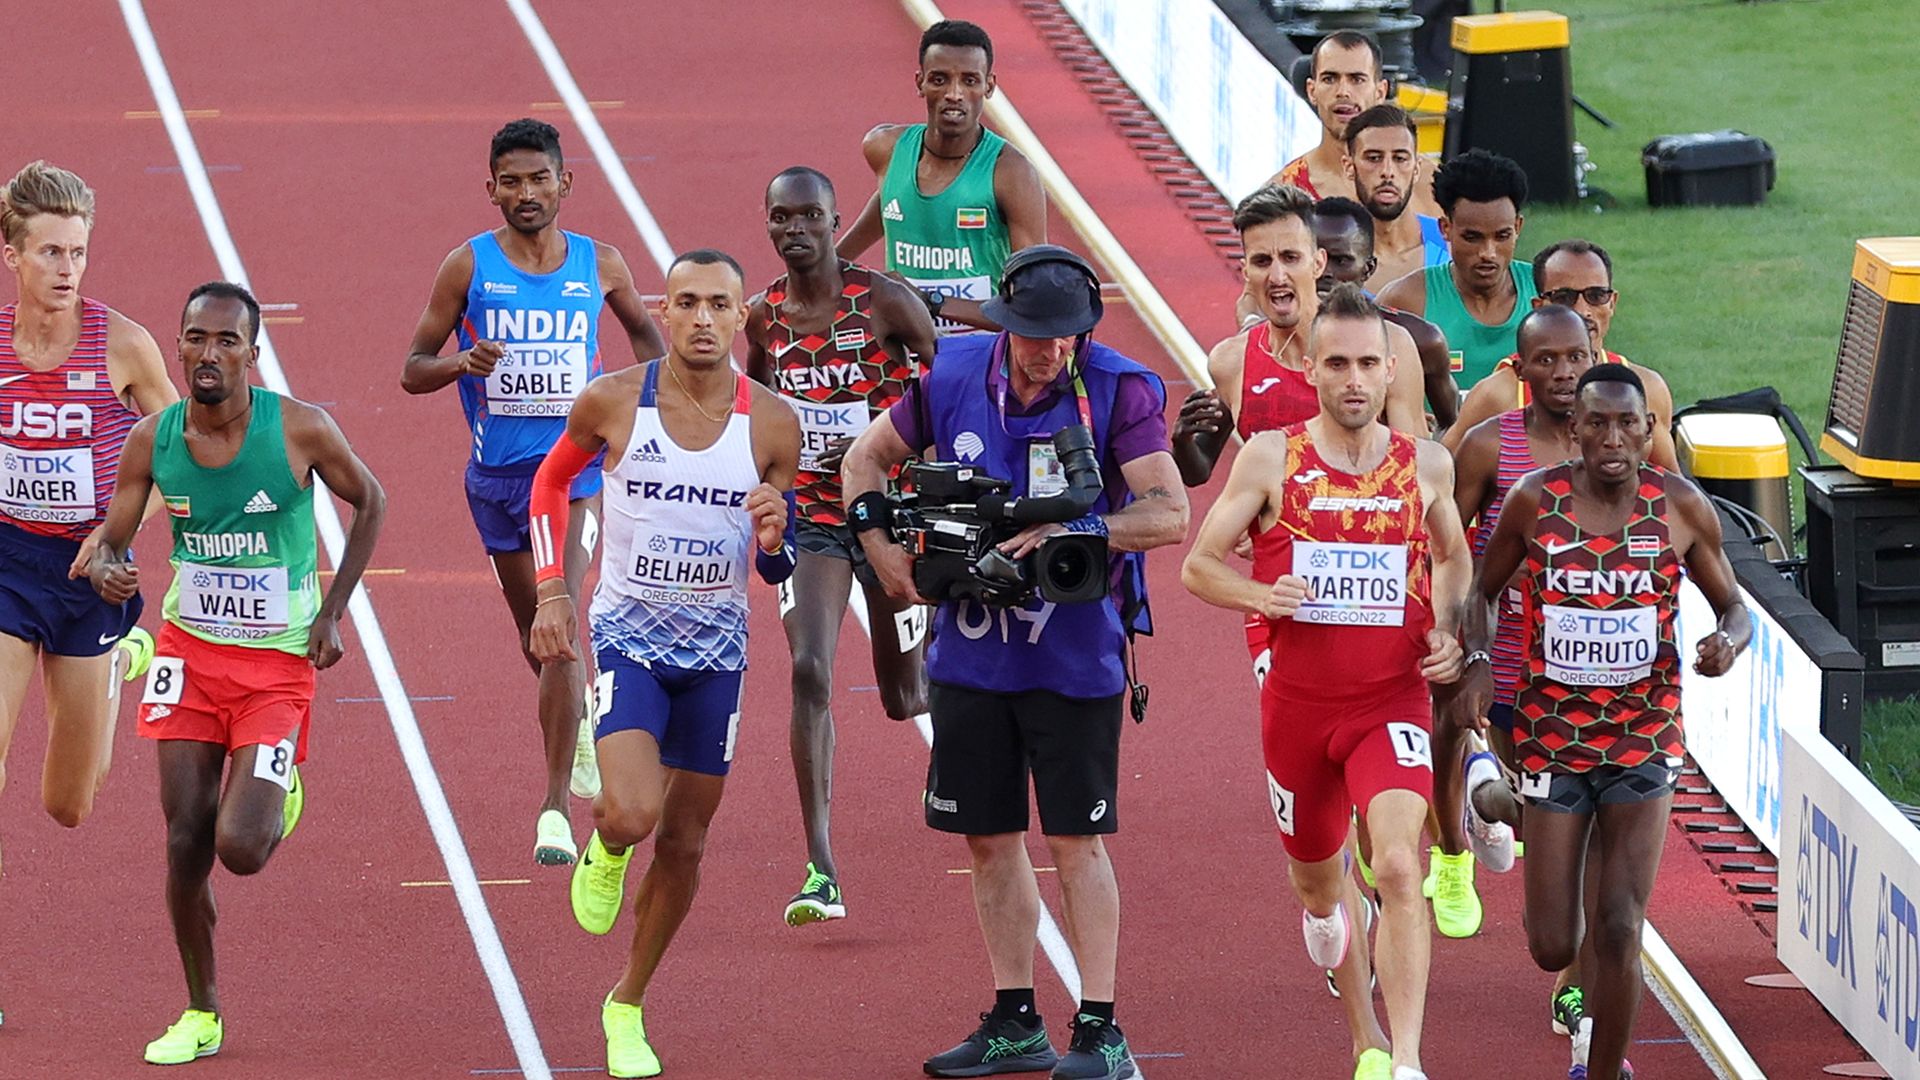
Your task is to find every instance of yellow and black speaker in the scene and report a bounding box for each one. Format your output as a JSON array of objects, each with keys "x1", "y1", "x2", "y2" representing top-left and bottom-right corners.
[
  {"x1": 1444, "y1": 11, "x2": 1576, "y2": 203},
  {"x1": 1822, "y1": 237, "x2": 1920, "y2": 480}
]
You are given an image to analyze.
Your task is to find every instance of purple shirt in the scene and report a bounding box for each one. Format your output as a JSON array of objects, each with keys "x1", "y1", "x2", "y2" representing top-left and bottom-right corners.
[{"x1": 888, "y1": 359, "x2": 1169, "y2": 466}]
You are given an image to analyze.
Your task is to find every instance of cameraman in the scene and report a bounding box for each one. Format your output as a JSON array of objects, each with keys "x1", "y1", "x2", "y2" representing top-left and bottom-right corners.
[{"x1": 843, "y1": 246, "x2": 1187, "y2": 1080}]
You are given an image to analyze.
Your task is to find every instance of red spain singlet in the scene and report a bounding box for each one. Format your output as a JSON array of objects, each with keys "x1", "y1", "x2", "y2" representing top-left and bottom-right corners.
[
  {"x1": 1514, "y1": 463, "x2": 1682, "y2": 774},
  {"x1": 1251, "y1": 424, "x2": 1432, "y2": 700},
  {"x1": 0, "y1": 299, "x2": 139, "y2": 542},
  {"x1": 762, "y1": 262, "x2": 918, "y2": 526},
  {"x1": 1235, "y1": 321, "x2": 1318, "y2": 443}
]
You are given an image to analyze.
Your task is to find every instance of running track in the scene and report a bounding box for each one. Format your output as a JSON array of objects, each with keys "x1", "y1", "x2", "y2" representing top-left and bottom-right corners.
[{"x1": 0, "y1": 2, "x2": 1867, "y2": 1077}]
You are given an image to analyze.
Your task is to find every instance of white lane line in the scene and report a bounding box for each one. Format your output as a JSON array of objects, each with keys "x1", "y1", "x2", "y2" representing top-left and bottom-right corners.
[
  {"x1": 115, "y1": 4, "x2": 551, "y2": 1077},
  {"x1": 501, "y1": 0, "x2": 675, "y2": 276},
  {"x1": 502, "y1": 0, "x2": 1100, "y2": 1021}
]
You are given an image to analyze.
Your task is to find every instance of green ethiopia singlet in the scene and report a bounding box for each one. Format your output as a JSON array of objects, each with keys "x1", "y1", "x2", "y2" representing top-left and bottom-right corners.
[
  {"x1": 154, "y1": 387, "x2": 320, "y2": 656},
  {"x1": 879, "y1": 123, "x2": 1010, "y2": 335},
  {"x1": 1423, "y1": 259, "x2": 1537, "y2": 388}
]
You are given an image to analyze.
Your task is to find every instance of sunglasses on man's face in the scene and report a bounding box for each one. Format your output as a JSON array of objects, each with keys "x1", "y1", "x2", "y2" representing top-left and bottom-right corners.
[{"x1": 1543, "y1": 286, "x2": 1616, "y2": 307}]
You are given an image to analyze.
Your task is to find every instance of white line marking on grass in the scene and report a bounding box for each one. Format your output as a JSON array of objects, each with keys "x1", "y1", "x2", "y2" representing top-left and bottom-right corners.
[
  {"x1": 116, "y1": 3, "x2": 551, "y2": 1077},
  {"x1": 502, "y1": 0, "x2": 1100, "y2": 1025}
]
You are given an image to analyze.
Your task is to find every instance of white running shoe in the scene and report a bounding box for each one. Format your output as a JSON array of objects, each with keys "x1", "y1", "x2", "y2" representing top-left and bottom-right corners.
[
  {"x1": 1392, "y1": 1069, "x2": 1428, "y2": 1080},
  {"x1": 535, "y1": 808, "x2": 578, "y2": 865},
  {"x1": 571, "y1": 710, "x2": 601, "y2": 800},
  {"x1": 1302, "y1": 902, "x2": 1351, "y2": 969},
  {"x1": 1463, "y1": 749, "x2": 1517, "y2": 873}
]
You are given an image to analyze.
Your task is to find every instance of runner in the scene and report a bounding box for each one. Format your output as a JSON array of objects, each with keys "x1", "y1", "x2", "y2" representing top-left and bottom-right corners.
[
  {"x1": 1183, "y1": 283, "x2": 1471, "y2": 1080},
  {"x1": 1273, "y1": 33, "x2": 1441, "y2": 219},
  {"x1": 1312, "y1": 196, "x2": 1457, "y2": 430},
  {"x1": 1445, "y1": 239, "x2": 1677, "y2": 469},
  {"x1": 1450, "y1": 305, "x2": 1598, "y2": 1045},
  {"x1": 1377, "y1": 149, "x2": 1536, "y2": 390},
  {"x1": 1339, "y1": 105, "x2": 1449, "y2": 292},
  {"x1": 89, "y1": 281, "x2": 386, "y2": 1066},
  {"x1": 528, "y1": 249, "x2": 799, "y2": 1079},
  {"x1": 403, "y1": 118, "x2": 666, "y2": 865},
  {"x1": 0, "y1": 161, "x2": 177, "y2": 1022},
  {"x1": 743, "y1": 165, "x2": 936, "y2": 926},
  {"x1": 837, "y1": 18, "x2": 1047, "y2": 335},
  {"x1": 1461, "y1": 363, "x2": 1750, "y2": 1080}
]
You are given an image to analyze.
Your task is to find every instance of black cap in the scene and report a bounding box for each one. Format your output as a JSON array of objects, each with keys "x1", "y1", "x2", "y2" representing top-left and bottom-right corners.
[{"x1": 982, "y1": 245, "x2": 1103, "y2": 339}]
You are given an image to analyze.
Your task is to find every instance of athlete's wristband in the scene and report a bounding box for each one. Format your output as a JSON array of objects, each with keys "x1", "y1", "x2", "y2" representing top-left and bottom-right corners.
[
  {"x1": 847, "y1": 491, "x2": 894, "y2": 536},
  {"x1": 1464, "y1": 649, "x2": 1492, "y2": 669}
]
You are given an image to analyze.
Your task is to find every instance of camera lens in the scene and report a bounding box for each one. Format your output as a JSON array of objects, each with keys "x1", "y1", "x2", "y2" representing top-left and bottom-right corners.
[{"x1": 1042, "y1": 541, "x2": 1096, "y2": 594}]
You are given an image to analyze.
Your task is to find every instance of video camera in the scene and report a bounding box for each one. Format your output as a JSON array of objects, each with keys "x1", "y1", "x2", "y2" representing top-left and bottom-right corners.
[{"x1": 890, "y1": 425, "x2": 1110, "y2": 607}]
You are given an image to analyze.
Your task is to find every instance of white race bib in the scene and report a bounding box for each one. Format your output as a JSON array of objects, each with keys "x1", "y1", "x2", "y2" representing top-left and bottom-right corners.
[
  {"x1": 904, "y1": 273, "x2": 992, "y2": 337},
  {"x1": 625, "y1": 531, "x2": 737, "y2": 605},
  {"x1": 782, "y1": 396, "x2": 870, "y2": 473},
  {"x1": 1542, "y1": 602, "x2": 1657, "y2": 686},
  {"x1": 486, "y1": 341, "x2": 588, "y2": 416},
  {"x1": 1292, "y1": 541, "x2": 1408, "y2": 626},
  {"x1": 178, "y1": 561, "x2": 290, "y2": 640},
  {"x1": 0, "y1": 445, "x2": 96, "y2": 524}
]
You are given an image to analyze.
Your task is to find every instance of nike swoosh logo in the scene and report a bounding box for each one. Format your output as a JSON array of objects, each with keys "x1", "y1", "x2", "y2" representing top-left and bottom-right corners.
[
  {"x1": 1544, "y1": 539, "x2": 1583, "y2": 555},
  {"x1": 99, "y1": 633, "x2": 119, "y2": 646},
  {"x1": 0, "y1": 372, "x2": 34, "y2": 388}
]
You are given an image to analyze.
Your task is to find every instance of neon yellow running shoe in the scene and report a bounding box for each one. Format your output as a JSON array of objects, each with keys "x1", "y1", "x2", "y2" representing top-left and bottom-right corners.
[
  {"x1": 281, "y1": 767, "x2": 303, "y2": 841},
  {"x1": 1421, "y1": 844, "x2": 1438, "y2": 899},
  {"x1": 570, "y1": 708, "x2": 601, "y2": 800},
  {"x1": 1353, "y1": 837, "x2": 1376, "y2": 892},
  {"x1": 1354, "y1": 1047, "x2": 1393, "y2": 1080},
  {"x1": 1430, "y1": 850, "x2": 1483, "y2": 938},
  {"x1": 144, "y1": 1008, "x2": 222, "y2": 1065},
  {"x1": 602, "y1": 992, "x2": 662, "y2": 1078},
  {"x1": 118, "y1": 626, "x2": 155, "y2": 682},
  {"x1": 572, "y1": 831, "x2": 631, "y2": 935}
]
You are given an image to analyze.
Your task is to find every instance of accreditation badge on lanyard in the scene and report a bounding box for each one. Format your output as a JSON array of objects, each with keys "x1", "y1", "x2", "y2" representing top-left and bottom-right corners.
[{"x1": 995, "y1": 337, "x2": 1094, "y2": 501}]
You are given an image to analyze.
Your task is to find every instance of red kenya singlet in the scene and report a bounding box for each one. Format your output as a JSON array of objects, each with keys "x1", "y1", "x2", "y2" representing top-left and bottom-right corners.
[
  {"x1": 0, "y1": 299, "x2": 139, "y2": 541},
  {"x1": 1514, "y1": 463, "x2": 1682, "y2": 774},
  {"x1": 763, "y1": 262, "x2": 918, "y2": 526},
  {"x1": 1235, "y1": 321, "x2": 1318, "y2": 443},
  {"x1": 1251, "y1": 424, "x2": 1432, "y2": 699}
]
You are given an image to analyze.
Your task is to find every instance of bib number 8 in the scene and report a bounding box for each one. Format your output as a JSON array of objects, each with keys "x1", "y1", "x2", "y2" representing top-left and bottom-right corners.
[
  {"x1": 253, "y1": 736, "x2": 296, "y2": 792},
  {"x1": 142, "y1": 657, "x2": 186, "y2": 705}
]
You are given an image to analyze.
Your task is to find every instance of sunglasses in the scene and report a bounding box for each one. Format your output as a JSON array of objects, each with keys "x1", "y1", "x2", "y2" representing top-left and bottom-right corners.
[{"x1": 1543, "y1": 286, "x2": 1616, "y2": 307}]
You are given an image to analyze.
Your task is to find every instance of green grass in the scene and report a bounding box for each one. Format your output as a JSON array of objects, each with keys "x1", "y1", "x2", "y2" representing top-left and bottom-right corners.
[
  {"x1": 1864, "y1": 697, "x2": 1920, "y2": 806},
  {"x1": 1500, "y1": 0, "x2": 1920, "y2": 432},
  {"x1": 1490, "y1": 1, "x2": 1920, "y2": 799}
]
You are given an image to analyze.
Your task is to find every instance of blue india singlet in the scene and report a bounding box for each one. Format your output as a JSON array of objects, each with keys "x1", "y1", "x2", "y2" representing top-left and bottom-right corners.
[{"x1": 454, "y1": 230, "x2": 604, "y2": 470}]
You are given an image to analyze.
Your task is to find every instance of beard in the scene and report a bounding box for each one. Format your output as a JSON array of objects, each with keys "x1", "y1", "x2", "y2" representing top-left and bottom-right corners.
[{"x1": 1360, "y1": 184, "x2": 1412, "y2": 222}]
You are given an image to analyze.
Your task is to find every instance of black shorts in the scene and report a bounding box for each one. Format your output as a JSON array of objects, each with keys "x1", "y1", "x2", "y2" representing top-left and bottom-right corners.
[
  {"x1": 1520, "y1": 755, "x2": 1683, "y2": 815},
  {"x1": 794, "y1": 519, "x2": 880, "y2": 590},
  {"x1": 925, "y1": 682, "x2": 1123, "y2": 837},
  {"x1": 0, "y1": 521, "x2": 144, "y2": 657}
]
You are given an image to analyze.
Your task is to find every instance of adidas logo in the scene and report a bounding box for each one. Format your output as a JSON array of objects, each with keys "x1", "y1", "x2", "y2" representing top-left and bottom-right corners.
[
  {"x1": 243, "y1": 490, "x2": 279, "y2": 514},
  {"x1": 882, "y1": 198, "x2": 903, "y2": 223},
  {"x1": 630, "y1": 437, "x2": 667, "y2": 464}
]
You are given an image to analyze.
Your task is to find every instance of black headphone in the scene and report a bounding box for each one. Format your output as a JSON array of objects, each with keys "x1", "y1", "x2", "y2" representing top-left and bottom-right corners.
[{"x1": 998, "y1": 244, "x2": 1101, "y2": 310}]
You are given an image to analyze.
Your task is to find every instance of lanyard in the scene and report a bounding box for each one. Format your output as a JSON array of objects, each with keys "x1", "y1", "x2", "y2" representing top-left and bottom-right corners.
[{"x1": 992, "y1": 333, "x2": 1094, "y2": 437}]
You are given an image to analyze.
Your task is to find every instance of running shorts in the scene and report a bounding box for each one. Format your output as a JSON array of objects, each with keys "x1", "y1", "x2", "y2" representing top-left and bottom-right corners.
[
  {"x1": 591, "y1": 646, "x2": 743, "y2": 777},
  {"x1": 794, "y1": 519, "x2": 881, "y2": 591},
  {"x1": 1520, "y1": 755, "x2": 1683, "y2": 814},
  {"x1": 465, "y1": 458, "x2": 603, "y2": 556},
  {"x1": 137, "y1": 623, "x2": 314, "y2": 766},
  {"x1": 0, "y1": 521, "x2": 144, "y2": 657},
  {"x1": 1261, "y1": 678, "x2": 1435, "y2": 863}
]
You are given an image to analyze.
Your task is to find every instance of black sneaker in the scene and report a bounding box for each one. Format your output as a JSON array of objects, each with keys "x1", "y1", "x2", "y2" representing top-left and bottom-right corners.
[
  {"x1": 1050, "y1": 1014, "x2": 1135, "y2": 1080},
  {"x1": 924, "y1": 1012, "x2": 1057, "y2": 1077},
  {"x1": 1551, "y1": 985, "x2": 1585, "y2": 1036}
]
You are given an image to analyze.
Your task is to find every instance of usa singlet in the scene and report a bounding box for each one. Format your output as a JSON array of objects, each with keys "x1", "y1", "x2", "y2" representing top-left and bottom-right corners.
[
  {"x1": 762, "y1": 262, "x2": 917, "y2": 525},
  {"x1": 1514, "y1": 463, "x2": 1682, "y2": 774},
  {"x1": 590, "y1": 362, "x2": 758, "y2": 672},
  {"x1": 454, "y1": 230, "x2": 603, "y2": 467},
  {"x1": 1252, "y1": 425, "x2": 1432, "y2": 699},
  {"x1": 0, "y1": 299, "x2": 140, "y2": 540},
  {"x1": 1235, "y1": 321, "x2": 1318, "y2": 443}
]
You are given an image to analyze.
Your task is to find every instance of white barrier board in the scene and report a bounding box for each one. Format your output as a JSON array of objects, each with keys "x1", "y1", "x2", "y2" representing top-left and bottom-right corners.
[{"x1": 1059, "y1": 0, "x2": 1321, "y2": 202}]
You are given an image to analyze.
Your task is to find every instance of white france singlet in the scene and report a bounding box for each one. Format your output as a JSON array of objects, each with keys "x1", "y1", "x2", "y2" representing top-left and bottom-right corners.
[{"x1": 590, "y1": 361, "x2": 759, "y2": 671}]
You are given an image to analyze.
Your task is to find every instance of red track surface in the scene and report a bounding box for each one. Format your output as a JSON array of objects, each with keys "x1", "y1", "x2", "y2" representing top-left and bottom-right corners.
[{"x1": 0, "y1": 2, "x2": 1868, "y2": 1077}]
